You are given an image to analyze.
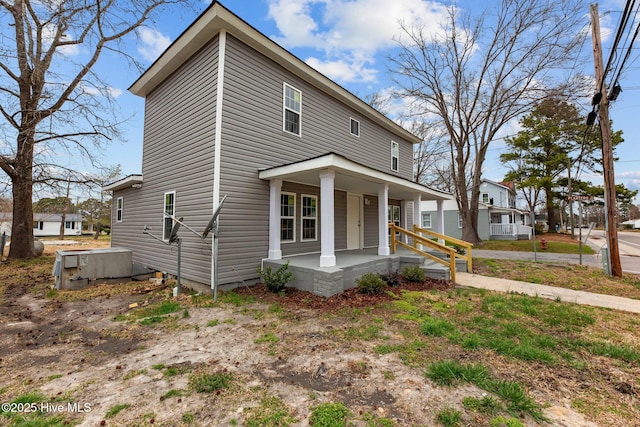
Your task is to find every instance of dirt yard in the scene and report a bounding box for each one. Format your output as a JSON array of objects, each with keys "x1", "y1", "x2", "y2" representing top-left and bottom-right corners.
[{"x1": 0, "y1": 239, "x2": 636, "y2": 426}]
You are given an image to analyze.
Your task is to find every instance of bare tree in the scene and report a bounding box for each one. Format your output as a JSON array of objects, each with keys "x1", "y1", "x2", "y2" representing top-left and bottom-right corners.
[
  {"x1": 0, "y1": 0, "x2": 190, "y2": 259},
  {"x1": 390, "y1": 0, "x2": 587, "y2": 244}
]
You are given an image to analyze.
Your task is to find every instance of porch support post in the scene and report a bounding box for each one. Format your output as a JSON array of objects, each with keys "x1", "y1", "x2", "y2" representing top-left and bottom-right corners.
[
  {"x1": 268, "y1": 179, "x2": 282, "y2": 260},
  {"x1": 319, "y1": 169, "x2": 336, "y2": 267},
  {"x1": 401, "y1": 200, "x2": 409, "y2": 243},
  {"x1": 436, "y1": 199, "x2": 445, "y2": 244},
  {"x1": 378, "y1": 183, "x2": 390, "y2": 256},
  {"x1": 413, "y1": 194, "x2": 421, "y2": 248}
]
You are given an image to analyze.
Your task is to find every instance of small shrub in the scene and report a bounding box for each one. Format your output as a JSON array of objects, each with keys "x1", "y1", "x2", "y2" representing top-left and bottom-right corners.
[
  {"x1": 402, "y1": 265, "x2": 426, "y2": 283},
  {"x1": 356, "y1": 273, "x2": 387, "y2": 295},
  {"x1": 259, "y1": 261, "x2": 294, "y2": 293},
  {"x1": 309, "y1": 402, "x2": 350, "y2": 426},
  {"x1": 379, "y1": 271, "x2": 401, "y2": 287},
  {"x1": 452, "y1": 244, "x2": 466, "y2": 255}
]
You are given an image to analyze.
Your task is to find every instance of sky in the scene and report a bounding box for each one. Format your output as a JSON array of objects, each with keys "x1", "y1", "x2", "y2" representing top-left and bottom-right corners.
[{"x1": 86, "y1": 0, "x2": 639, "y2": 204}]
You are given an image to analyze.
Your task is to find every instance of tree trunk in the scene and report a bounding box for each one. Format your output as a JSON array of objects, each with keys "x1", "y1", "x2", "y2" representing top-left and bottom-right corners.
[
  {"x1": 93, "y1": 223, "x2": 101, "y2": 240},
  {"x1": 9, "y1": 171, "x2": 35, "y2": 260},
  {"x1": 545, "y1": 188, "x2": 557, "y2": 233}
]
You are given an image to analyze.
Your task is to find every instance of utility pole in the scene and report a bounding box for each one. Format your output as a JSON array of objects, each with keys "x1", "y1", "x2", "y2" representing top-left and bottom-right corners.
[{"x1": 590, "y1": 4, "x2": 623, "y2": 277}]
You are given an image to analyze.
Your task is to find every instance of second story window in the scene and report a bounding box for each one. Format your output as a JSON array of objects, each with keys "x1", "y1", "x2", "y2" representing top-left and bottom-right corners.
[
  {"x1": 391, "y1": 141, "x2": 399, "y2": 172},
  {"x1": 350, "y1": 118, "x2": 360, "y2": 137},
  {"x1": 481, "y1": 193, "x2": 489, "y2": 204},
  {"x1": 283, "y1": 83, "x2": 301, "y2": 136}
]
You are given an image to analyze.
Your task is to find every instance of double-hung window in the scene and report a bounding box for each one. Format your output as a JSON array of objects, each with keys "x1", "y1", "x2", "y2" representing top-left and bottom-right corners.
[
  {"x1": 163, "y1": 191, "x2": 176, "y2": 241},
  {"x1": 422, "y1": 213, "x2": 432, "y2": 229},
  {"x1": 116, "y1": 197, "x2": 123, "y2": 222},
  {"x1": 301, "y1": 195, "x2": 317, "y2": 241},
  {"x1": 283, "y1": 84, "x2": 301, "y2": 136},
  {"x1": 481, "y1": 193, "x2": 490, "y2": 204},
  {"x1": 391, "y1": 141, "x2": 399, "y2": 172},
  {"x1": 457, "y1": 212, "x2": 463, "y2": 229},
  {"x1": 281, "y1": 193, "x2": 296, "y2": 243},
  {"x1": 350, "y1": 118, "x2": 360, "y2": 137}
]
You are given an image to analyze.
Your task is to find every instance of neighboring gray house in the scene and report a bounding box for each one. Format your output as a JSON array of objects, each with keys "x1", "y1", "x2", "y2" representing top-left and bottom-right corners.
[
  {"x1": 104, "y1": 2, "x2": 452, "y2": 293},
  {"x1": 0, "y1": 213, "x2": 83, "y2": 237},
  {"x1": 421, "y1": 180, "x2": 532, "y2": 241}
]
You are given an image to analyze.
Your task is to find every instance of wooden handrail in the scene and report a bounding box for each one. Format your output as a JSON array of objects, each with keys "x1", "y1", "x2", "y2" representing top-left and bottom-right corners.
[
  {"x1": 389, "y1": 223, "x2": 457, "y2": 282},
  {"x1": 413, "y1": 225, "x2": 473, "y2": 273}
]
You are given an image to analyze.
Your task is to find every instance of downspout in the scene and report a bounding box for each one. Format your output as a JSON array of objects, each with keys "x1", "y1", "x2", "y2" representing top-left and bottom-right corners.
[{"x1": 211, "y1": 30, "x2": 227, "y2": 294}]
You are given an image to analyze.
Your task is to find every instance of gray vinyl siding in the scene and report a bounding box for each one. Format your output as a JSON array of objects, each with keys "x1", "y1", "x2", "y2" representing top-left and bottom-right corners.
[
  {"x1": 111, "y1": 38, "x2": 219, "y2": 284},
  {"x1": 216, "y1": 35, "x2": 415, "y2": 283},
  {"x1": 363, "y1": 195, "x2": 378, "y2": 247}
]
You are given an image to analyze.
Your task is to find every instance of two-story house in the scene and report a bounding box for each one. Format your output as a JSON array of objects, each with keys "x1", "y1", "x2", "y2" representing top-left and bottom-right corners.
[
  {"x1": 104, "y1": 2, "x2": 452, "y2": 296},
  {"x1": 421, "y1": 180, "x2": 532, "y2": 241}
]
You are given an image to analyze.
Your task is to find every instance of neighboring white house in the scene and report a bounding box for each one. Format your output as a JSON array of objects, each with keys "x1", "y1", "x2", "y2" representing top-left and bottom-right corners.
[
  {"x1": 0, "y1": 213, "x2": 84, "y2": 237},
  {"x1": 421, "y1": 180, "x2": 533, "y2": 241}
]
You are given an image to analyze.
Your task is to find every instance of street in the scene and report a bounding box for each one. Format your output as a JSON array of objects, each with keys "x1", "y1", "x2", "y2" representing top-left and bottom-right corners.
[{"x1": 586, "y1": 229, "x2": 640, "y2": 274}]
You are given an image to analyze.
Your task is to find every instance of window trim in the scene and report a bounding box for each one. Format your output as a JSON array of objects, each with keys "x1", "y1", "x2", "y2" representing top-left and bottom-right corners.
[
  {"x1": 163, "y1": 191, "x2": 176, "y2": 241},
  {"x1": 481, "y1": 193, "x2": 490, "y2": 204},
  {"x1": 457, "y1": 212, "x2": 463, "y2": 229},
  {"x1": 280, "y1": 192, "x2": 296, "y2": 243},
  {"x1": 116, "y1": 197, "x2": 123, "y2": 223},
  {"x1": 391, "y1": 141, "x2": 399, "y2": 172},
  {"x1": 421, "y1": 212, "x2": 432, "y2": 229},
  {"x1": 283, "y1": 83, "x2": 302, "y2": 136},
  {"x1": 301, "y1": 194, "x2": 318, "y2": 242},
  {"x1": 349, "y1": 117, "x2": 360, "y2": 137}
]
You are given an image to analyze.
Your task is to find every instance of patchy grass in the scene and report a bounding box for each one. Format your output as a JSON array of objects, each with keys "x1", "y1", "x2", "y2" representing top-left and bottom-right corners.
[
  {"x1": 478, "y1": 234, "x2": 595, "y2": 254},
  {"x1": 474, "y1": 259, "x2": 640, "y2": 299}
]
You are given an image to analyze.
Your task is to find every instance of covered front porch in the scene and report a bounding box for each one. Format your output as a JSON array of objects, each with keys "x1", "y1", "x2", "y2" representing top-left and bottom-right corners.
[
  {"x1": 258, "y1": 153, "x2": 453, "y2": 295},
  {"x1": 489, "y1": 208, "x2": 533, "y2": 240}
]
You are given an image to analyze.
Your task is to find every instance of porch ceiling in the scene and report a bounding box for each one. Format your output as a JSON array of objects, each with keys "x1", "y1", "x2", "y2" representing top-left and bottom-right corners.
[{"x1": 258, "y1": 153, "x2": 452, "y2": 201}]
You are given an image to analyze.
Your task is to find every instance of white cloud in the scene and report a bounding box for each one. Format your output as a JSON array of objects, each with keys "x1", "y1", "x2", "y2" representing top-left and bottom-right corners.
[
  {"x1": 305, "y1": 57, "x2": 377, "y2": 82},
  {"x1": 617, "y1": 171, "x2": 640, "y2": 179},
  {"x1": 137, "y1": 27, "x2": 172, "y2": 62},
  {"x1": 267, "y1": 0, "x2": 450, "y2": 83}
]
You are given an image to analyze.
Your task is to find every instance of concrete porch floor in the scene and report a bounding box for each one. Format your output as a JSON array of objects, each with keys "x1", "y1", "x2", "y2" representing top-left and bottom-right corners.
[{"x1": 263, "y1": 247, "x2": 458, "y2": 297}]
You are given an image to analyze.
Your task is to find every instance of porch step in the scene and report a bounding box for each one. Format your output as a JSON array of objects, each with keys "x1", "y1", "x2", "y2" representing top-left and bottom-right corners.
[
  {"x1": 421, "y1": 259, "x2": 450, "y2": 281},
  {"x1": 424, "y1": 250, "x2": 469, "y2": 273}
]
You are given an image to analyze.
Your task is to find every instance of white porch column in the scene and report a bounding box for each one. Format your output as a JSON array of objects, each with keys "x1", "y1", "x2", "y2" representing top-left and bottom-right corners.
[
  {"x1": 378, "y1": 183, "x2": 390, "y2": 256},
  {"x1": 413, "y1": 194, "x2": 422, "y2": 248},
  {"x1": 319, "y1": 169, "x2": 336, "y2": 267},
  {"x1": 401, "y1": 200, "x2": 409, "y2": 243},
  {"x1": 436, "y1": 199, "x2": 445, "y2": 244},
  {"x1": 268, "y1": 179, "x2": 282, "y2": 260}
]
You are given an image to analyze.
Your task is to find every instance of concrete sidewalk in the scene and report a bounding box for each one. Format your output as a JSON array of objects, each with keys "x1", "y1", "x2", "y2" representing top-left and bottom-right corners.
[{"x1": 456, "y1": 272, "x2": 640, "y2": 314}]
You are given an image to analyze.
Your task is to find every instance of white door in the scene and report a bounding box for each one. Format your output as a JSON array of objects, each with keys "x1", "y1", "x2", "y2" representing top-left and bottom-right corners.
[{"x1": 347, "y1": 194, "x2": 361, "y2": 250}]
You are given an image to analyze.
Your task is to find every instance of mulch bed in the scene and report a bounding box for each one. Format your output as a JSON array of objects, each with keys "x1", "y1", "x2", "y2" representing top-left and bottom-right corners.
[{"x1": 231, "y1": 278, "x2": 455, "y2": 311}]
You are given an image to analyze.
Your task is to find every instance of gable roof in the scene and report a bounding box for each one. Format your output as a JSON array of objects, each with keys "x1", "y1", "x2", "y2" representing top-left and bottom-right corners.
[
  {"x1": 129, "y1": 1, "x2": 421, "y2": 145},
  {"x1": 481, "y1": 179, "x2": 516, "y2": 194}
]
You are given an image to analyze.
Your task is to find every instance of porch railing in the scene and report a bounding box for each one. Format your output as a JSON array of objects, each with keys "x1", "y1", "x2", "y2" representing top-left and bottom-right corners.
[
  {"x1": 490, "y1": 223, "x2": 516, "y2": 236},
  {"x1": 389, "y1": 223, "x2": 459, "y2": 282},
  {"x1": 413, "y1": 225, "x2": 473, "y2": 273},
  {"x1": 490, "y1": 223, "x2": 533, "y2": 239}
]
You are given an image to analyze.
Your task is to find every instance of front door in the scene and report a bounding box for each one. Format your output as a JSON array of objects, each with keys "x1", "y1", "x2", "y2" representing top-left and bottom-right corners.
[{"x1": 347, "y1": 194, "x2": 361, "y2": 250}]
